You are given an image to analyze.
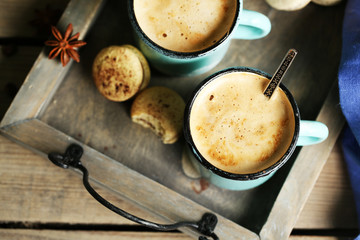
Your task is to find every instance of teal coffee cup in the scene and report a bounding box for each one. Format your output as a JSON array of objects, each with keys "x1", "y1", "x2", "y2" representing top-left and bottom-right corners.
[
  {"x1": 127, "y1": 0, "x2": 271, "y2": 76},
  {"x1": 183, "y1": 67, "x2": 329, "y2": 190}
]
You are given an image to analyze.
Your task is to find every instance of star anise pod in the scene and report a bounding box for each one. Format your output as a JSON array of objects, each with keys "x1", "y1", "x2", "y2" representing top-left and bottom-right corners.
[{"x1": 45, "y1": 23, "x2": 87, "y2": 67}]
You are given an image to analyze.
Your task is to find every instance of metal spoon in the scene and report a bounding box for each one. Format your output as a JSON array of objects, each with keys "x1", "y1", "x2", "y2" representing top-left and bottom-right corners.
[{"x1": 263, "y1": 48, "x2": 298, "y2": 99}]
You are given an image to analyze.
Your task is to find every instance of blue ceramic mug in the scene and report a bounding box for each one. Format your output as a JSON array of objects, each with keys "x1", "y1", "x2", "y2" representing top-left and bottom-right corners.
[
  {"x1": 127, "y1": 0, "x2": 271, "y2": 76},
  {"x1": 183, "y1": 67, "x2": 329, "y2": 191}
]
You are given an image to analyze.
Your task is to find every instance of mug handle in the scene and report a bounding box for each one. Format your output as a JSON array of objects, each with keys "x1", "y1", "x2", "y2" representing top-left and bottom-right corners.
[
  {"x1": 232, "y1": 9, "x2": 271, "y2": 40},
  {"x1": 297, "y1": 120, "x2": 329, "y2": 146}
]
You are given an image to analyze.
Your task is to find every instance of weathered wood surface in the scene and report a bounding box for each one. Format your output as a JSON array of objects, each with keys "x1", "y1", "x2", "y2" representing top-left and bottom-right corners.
[
  {"x1": 0, "y1": 230, "x2": 193, "y2": 240},
  {"x1": 0, "y1": 134, "x2": 357, "y2": 238},
  {"x1": 0, "y1": 0, "x2": 358, "y2": 239},
  {"x1": 0, "y1": 0, "x2": 104, "y2": 127},
  {"x1": 296, "y1": 139, "x2": 358, "y2": 229},
  {"x1": 260, "y1": 80, "x2": 346, "y2": 239},
  {"x1": 0, "y1": 0, "x2": 70, "y2": 38},
  {"x1": 0, "y1": 229, "x2": 352, "y2": 240}
]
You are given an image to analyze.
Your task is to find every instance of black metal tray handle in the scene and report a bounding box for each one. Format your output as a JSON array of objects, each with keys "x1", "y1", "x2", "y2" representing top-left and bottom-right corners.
[{"x1": 48, "y1": 144, "x2": 219, "y2": 240}]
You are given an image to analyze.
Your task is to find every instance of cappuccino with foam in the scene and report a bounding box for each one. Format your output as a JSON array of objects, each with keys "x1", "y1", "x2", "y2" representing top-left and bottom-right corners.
[
  {"x1": 133, "y1": 0, "x2": 237, "y2": 52},
  {"x1": 189, "y1": 71, "x2": 295, "y2": 174}
]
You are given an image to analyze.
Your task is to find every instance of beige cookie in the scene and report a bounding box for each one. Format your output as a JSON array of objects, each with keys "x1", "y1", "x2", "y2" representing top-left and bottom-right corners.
[
  {"x1": 311, "y1": 0, "x2": 342, "y2": 6},
  {"x1": 122, "y1": 44, "x2": 151, "y2": 91},
  {"x1": 131, "y1": 86, "x2": 185, "y2": 144},
  {"x1": 265, "y1": 0, "x2": 311, "y2": 11},
  {"x1": 93, "y1": 45, "x2": 144, "y2": 102}
]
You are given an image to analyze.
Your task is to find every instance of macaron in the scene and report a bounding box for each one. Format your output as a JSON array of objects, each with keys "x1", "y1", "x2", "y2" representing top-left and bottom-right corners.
[
  {"x1": 122, "y1": 44, "x2": 151, "y2": 91},
  {"x1": 131, "y1": 86, "x2": 185, "y2": 144},
  {"x1": 92, "y1": 45, "x2": 150, "y2": 102}
]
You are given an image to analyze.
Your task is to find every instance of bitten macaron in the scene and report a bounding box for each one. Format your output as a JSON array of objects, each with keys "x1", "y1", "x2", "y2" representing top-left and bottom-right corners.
[{"x1": 131, "y1": 86, "x2": 185, "y2": 144}]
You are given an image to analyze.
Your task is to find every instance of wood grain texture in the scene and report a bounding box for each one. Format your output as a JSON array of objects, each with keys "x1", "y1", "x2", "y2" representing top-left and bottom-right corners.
[
  {"x1": 0, "y1": 0, "x2": 353, "y2": 239},
  {"x1": 0, "y1": 229, "x2": 353, "y2": 240},
  {"x1": 0, "y1": 133, "x2": 356, "y2": 229},
  {"x1": 0, "y1": 134, "x2": 140, "y2": 225},
  {"x1": 290, "y1": 237, "x2": 350, "y2": 240},
  {"x1": 0, "y1": 118, "x2": 258, "y2": 240},
  {"x1": 0, "y1": 0, "x2": 104, "y2": 127},
  {"x1": 296, "y1": 137, "x2": 358, "y2": 229},
  {"x1": 261, "y1": 82, "x2": 346, "y2": 239},
  {"x1": 0, "y1": 0, "x2": 357, "y2": 240},
  {"x1": 0, "y1": 0, "x2": 69, "y2": 38},
  {"x1": 0, "y1": 230, "x2": 192, "y2": 240},
  {"x1": 0, "y1": 47, "x2": 42, "y2": 120},
  {"x1": 0, "y1": 48, "x2": 356, "y2": 232}
]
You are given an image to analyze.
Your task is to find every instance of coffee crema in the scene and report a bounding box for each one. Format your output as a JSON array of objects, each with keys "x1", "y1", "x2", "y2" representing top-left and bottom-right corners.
[
  {"x1": 189, "y1": 72, "x2": 295, "y2": 174},
  {"x1": 133, "y1": 0, "x2": 237, "y2": 52}
]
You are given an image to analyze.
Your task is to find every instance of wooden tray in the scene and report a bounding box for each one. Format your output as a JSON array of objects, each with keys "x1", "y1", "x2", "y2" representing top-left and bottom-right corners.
[{"x1": 0, "y1": 0, "x2": 346, "y2": 239}]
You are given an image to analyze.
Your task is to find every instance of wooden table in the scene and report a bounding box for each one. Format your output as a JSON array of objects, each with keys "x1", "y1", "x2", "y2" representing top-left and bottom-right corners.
[{"x1": 0, "y1": 0, "x2": 358, "y2": 239}]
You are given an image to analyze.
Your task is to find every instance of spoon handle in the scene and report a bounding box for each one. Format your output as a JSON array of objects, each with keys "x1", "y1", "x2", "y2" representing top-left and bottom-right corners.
[{"x1": 264, "y1": 48, "x2": 298, "y2": 99}]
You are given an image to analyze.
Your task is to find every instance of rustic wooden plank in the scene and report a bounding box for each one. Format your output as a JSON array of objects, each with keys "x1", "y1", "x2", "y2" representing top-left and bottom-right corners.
[
  {"x1": 0, "y1": 134, "x2": 150, "y2": 225},
  {"x1": 0, "y1": 132, "x2": 356, "y2": 229},
  {"x1": 290, "y1": 237, "x2": 351, "y2": 240},
  {"x1": 0, "y1": 0, "x2": 69, "y2": 38},
  {"x1": 0, "y1": 46, "x2": 42, "y2": 119},
  {"x1": 35, "y1": 1, "x2": 346, "y2": 237},
  {"x1": 0, "y1": 0, "x2": 347, "y2": 239},
  {"x1": 295, "y1": 137, "x2": 358, "y2": 229},
  {"x1": 0, "y1": 0, "x2": 104, "y2": 127},
  {"x1": 0, "y1": 229, "x2": 353, "y2": 240},
  {"x1": 1, "y1": 34, "x2": 352, "y2": 240},
  {"x1": 0, "y1": 230, "x2": 192, "y2": 240},
  {"x1": 0, "y1": 119, "x2": 258, "y2": 240},
  {"x1": 260, "y1": 82, "x2": 346, "y2": 239}
]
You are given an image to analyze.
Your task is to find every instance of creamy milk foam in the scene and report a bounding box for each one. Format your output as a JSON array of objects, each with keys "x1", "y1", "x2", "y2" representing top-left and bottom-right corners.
[
  {"x1": 133, "y1": 0, "x2": 237, "y2": 52},
  {"x1": 190, "y1": 72, "x2": 295, "y2": 174}
]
